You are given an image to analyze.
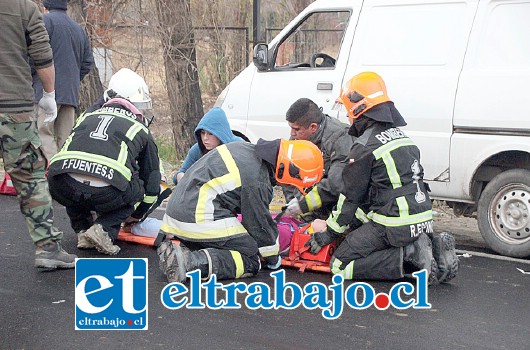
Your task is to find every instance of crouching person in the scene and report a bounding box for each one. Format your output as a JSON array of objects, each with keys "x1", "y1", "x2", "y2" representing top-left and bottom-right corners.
[
  {"x1": 47, "y1": 68, "x2": 161, "y2": 255},
  {"x1": 158, "y1": 139, "x2": 323, "y2": 282}
]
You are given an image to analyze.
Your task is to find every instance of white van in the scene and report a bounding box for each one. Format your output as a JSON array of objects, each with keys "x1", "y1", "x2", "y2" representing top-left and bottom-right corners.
[{"x1": 215, "y1": 0, "x2": 530, "y2": 258}]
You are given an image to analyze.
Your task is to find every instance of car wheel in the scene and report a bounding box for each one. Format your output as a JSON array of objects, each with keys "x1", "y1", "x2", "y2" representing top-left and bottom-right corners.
[{"x1": 477, "y1": 169, "x2": 530, "y2": 258}]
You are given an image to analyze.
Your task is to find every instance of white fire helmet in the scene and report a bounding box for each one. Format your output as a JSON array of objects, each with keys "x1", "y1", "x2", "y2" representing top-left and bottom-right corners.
[{"x1": 104, "y1": 68, "x2": 153, "y2": 111}]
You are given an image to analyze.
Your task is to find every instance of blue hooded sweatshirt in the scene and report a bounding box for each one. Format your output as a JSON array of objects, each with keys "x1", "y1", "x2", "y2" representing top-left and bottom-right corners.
[{"x1": 175, "y1": 108, "x2": 243, "y2": 182}]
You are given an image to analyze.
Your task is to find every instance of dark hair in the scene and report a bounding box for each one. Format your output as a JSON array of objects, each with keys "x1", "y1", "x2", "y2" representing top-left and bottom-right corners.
[{"x1": 286, "y1": 98, "x2": 323, "y2": 128}]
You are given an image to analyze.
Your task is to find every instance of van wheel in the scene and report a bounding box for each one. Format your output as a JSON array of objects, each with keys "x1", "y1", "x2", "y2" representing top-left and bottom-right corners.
[{"x1": 477, "y1": 169, "x2": 530, "y2": 258}]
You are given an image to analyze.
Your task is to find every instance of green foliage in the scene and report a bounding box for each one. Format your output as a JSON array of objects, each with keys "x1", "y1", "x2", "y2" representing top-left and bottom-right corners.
[{"x1": 154, "y1": 135, "x2": 178, "y2": 167}]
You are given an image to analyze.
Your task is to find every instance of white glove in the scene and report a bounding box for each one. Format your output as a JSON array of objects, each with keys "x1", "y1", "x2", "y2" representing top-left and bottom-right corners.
[
  {"x1": 285, "y1": 197, "x2": 302, "y2": 216},
  {"x1": 38, "y1": 91, "x2": 57, "y2": 124}
]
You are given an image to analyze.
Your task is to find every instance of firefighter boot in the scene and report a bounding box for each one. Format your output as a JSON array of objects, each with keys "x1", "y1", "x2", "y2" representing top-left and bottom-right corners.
[
  {"x1": 84, "y1": 224, "x2": 120, "y2": 255},
  {"x1": 404, "y1": 233, "x2": 439, "y2": 285},
  {"x1": 35, "y1": 241, "x2": 77, "y2": 270},
  {"x1": 77, "y1": 230, "x2": 95, "y2": 250},
  {"x1": 157, "y1": 240, "x2": 182, "y2": 281},
  {"x1": 432, "y1": 232, "x2": 459, "y2": 283},
  {"x1": 157, "y1": 241, "x2": 209, "y2": 283},
  {"x1": 158, "y1": 240, "x2": 169, "y2": 270}
]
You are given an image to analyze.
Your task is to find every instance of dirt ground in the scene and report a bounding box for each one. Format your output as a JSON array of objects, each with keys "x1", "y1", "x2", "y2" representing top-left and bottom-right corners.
[{"x1": 431, "y1": 202, "x2": 484, "y2": 248}]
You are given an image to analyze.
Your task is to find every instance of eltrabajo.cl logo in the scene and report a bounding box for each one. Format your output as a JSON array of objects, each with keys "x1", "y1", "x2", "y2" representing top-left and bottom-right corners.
[{"x1": 75, "y1": 258, "x2": 148, "y2": 330}]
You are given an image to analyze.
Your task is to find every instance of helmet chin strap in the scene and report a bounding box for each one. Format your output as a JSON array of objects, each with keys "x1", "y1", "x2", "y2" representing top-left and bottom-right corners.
[{"x1": 142, "y1": 110, "x2": 155, "y2": 127}]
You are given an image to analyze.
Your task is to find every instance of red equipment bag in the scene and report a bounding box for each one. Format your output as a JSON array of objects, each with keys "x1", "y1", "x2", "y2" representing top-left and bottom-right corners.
[{"x1": 281, "y1": 224, "x2": 335, "y2": 273}]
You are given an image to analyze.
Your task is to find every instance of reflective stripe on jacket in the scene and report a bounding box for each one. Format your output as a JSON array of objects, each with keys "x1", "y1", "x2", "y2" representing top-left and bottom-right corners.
[
  {"x1": 48, "y1": 105, "x2": 161, "y2": 218},
  {"x1": 162, "y1": 142, "x2": 279, "y2": 257},
  {"x1": 328, "y1": 124, "x2": 432, "y2": 246}
]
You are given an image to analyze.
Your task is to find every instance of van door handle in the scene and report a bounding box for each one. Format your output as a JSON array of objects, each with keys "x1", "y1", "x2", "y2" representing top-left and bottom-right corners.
[{"x1": 317, "y1": 82, "x2": 333, "y2": 91}]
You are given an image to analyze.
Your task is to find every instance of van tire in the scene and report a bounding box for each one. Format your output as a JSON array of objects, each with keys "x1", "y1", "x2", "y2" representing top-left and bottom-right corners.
[{"x1": 477, "y1": 169, "x2": 530, "y2": 258}]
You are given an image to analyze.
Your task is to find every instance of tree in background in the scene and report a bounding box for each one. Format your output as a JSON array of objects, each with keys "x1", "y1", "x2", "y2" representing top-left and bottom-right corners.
[
  {"x1": 262, "y1": 0, "x2": 314, "y2": 41},
  {"x1": 192, "y1": 0, "x2": 250, "y2": 98},
  {"x1": 67, "y1": 0, "x2": 105, "y2": 112},
  {"x1": 155, "y1": 0, "x2": 203, "y2": 160},
  {"x1": 32, "y1": 0, "x2": 316, "y2": 162}
]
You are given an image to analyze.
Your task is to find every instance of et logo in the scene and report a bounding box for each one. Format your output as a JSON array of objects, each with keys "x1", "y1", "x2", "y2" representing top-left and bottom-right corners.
[{"x1": 75, "y1": 258, "x2": 148, "y2": 330}]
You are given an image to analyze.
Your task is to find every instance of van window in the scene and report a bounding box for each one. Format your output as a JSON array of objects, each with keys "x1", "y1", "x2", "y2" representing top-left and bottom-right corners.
[
  {"x1": 478, "y1": 2, "x2": 530, "y2": 67},
  {"x1": 358, "y1": 3, "x2": 468, "y2": 66},
  {"x1": 274, "y1": 11, "x2": 350, "y2": 70}
]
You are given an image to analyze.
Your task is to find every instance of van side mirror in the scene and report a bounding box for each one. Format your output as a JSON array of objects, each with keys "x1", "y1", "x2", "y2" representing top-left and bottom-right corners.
[{"x1": 253, "y1": 44, "x2": 269, "y2": 71}]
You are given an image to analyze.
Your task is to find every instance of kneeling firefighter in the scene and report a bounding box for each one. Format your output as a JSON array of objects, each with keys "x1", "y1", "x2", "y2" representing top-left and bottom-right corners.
[
  {"x1": 158, "y1": 139, "x2": 324, "y2": 282},
  {"x1": 48, "y1": 68, "x2": 161, "y2": 255},
  {"x1": 303, "y1": 71, "x2": 458, "y2": 284}
]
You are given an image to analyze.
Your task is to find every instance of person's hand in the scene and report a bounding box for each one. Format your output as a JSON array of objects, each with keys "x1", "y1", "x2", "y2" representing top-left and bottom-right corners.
[
  {"x1": 304, "y1": 230, "x2": 337, "y2": 255},
  {"x1": 310, "y1": 219, "x2": 327, "y2": 232},
  {"x1": 285, "y1": 197, "x2": 302, "y2": 216},
  {"x1": 38, "y1": 91, "x2": 57, "y2": 124},
  {"x1": 122, "y1": 216, "x2": 140, "y2": 232},
  {"x1": 124, "y1": 216, "x2": 141, "y2": 225},
  {"x1": 171, "y1": 171, "x2": 179, "y2": 185},
  {"x1": 172, "y1": 171, "x2": 185, "y2": 185},
  {"x1": 263, "y1": 255, "x2": 281, "y2": 270},
  {"x1": 121, "y1": 223, "x2": 133, "y2": 233}
]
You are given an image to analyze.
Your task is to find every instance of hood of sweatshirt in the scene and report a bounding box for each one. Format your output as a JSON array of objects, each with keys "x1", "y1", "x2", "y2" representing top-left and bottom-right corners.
[{"x1": 195, "y1": 107, "x2": 243, "y2": 153}]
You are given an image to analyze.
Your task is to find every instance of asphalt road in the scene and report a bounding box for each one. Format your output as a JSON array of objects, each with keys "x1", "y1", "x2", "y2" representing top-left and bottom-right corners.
[{"x1": 0, "y1": 195, "x2": 529, "y2": 350}]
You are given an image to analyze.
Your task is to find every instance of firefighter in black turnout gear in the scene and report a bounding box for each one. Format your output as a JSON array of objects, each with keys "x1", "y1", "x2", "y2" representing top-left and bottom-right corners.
[
  {"x1": 305, "y1": 72, "x2": 458, "y2": 284},
  {"x1": 157, "y1": 139, "x2": 324, "y2": 283},
  {"x1": 48, "y1": 68, "x2": 161, "y2": 255}
]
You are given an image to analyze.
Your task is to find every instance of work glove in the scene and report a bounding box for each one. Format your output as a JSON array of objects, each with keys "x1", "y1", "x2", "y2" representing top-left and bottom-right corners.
[
  {"x1": 304, "y1": 229, "x2": 338, "y2": 255},
  {"x1": 285, "y1": 197, "x2": 302, "y2": 216},
  {"x1": 38, "y1": 90, "x2": 57, "y2": 124},
  {"x1": 263, "y1": 255, "x2": 282, "y2": 270}
]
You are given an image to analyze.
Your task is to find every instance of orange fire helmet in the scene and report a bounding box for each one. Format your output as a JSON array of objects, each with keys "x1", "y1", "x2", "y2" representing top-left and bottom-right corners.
[
  {"x1": 336, "y1": 71, "x2": 391, "y2": 123},
  {"x1": 275, "y1": 140, "x2": 323, "y2": 195}
]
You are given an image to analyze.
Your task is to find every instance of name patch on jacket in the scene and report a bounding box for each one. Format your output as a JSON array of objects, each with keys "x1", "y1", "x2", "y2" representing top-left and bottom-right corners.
[
  {"x1": 375, "y1": 128, "x2": 406, "y2": 145},
  {"x1": 62, "y1": 159, "x2": 114, "y2": 180},
  {"x1": 409, "y1": 220, "x2": 434, "y2": 237}
]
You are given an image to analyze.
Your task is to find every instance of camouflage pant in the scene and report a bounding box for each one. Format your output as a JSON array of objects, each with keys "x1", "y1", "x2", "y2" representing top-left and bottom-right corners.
[{"x1": 0, "y1": 110, "x2": 62, "y2": 244}]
